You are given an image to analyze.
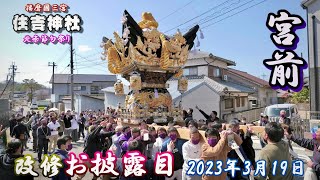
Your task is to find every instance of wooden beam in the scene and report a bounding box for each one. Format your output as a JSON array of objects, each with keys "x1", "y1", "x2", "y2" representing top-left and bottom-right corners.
[{"x1": 119, "y1": 121, "x2": 266, "y2": 142}]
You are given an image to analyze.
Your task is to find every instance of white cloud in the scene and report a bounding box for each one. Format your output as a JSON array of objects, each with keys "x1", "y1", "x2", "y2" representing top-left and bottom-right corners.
[{"x1": 78, "y1": 45, "x2": 92, "y2": 52}]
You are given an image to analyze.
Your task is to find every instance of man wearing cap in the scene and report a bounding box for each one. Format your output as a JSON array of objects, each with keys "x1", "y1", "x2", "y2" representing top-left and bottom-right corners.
[{"x1": 11, "y1": 115, "x2": 30, "y2": 153}]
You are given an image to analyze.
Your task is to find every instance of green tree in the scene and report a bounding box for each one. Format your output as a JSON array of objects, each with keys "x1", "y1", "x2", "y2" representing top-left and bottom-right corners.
[
  {"x1": 22, "y1": 79, "x2": 42, "y2": 102},
  {"x1": 291, "y1": 87, "x2": 309, "y2": 103}
]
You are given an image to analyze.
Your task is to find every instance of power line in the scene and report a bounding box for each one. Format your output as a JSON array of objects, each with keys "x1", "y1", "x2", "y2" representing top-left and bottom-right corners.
[
  {"x1": 158, "y1": 0, "x2": 195, "y2": 22},
  {"x1": 76, "y1": 61, "x2": 106, "y2": 67},
  {"x1": 164, "y1": 0, "x2": 233, "y2": 33},
  {"x1": 198, "y1": 0, "x2": 256, "y2": 26},
  {"x1": 82, "y1": 51, "x2": 101, "y2": 59},
  {"x1": 59, "y1": 65, "x2": 70, "y2": 74},
  {"x1": 179, "y1": 0, "x2": 250, "y2": 32},
  {"x1": 202, "y1": 0, "x2": 267, "y2": 29},
  {"x1": 55, "y1": 48, "x2": 69, "y2": 64},
  {"x1": 75, "y1": 54, "x2": 107, "y2": 68},
  {"x1": 76, "y1": 66, "x2": 108, "y2": 72},
  {"x1": 76, "y1": 58, "x2": 103, "y2": 64},
  {"x1": 175, "y1": 0, "x2": 261, "y2": 33}
]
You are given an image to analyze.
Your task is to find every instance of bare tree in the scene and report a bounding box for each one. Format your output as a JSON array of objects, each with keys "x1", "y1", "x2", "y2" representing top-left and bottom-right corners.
[{"x1": 22, "y1": 79, "x2": 42, "y2": 102}]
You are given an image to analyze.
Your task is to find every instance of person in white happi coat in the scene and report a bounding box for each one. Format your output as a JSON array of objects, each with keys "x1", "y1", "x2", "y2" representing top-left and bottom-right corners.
[{"x1": 182, "y1": 127, "x2": 202, "y2": 180}]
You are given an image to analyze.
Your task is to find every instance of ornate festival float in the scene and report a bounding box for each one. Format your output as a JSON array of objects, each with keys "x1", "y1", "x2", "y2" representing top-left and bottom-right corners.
[{"x1": 101, "y1": 10, "x2": 199, "y2": 125}]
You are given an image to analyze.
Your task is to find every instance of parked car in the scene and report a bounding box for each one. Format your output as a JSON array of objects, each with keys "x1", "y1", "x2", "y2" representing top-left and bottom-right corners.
[
  {"x1": 264, "y1": 104, "x2": 304, "y2": 138},
  {"x1": 30, "y1": 103, "x2": 38, "y2": 110},
  {"x1": 264, "y1": 104, "x2": 301, "y2": 122}
]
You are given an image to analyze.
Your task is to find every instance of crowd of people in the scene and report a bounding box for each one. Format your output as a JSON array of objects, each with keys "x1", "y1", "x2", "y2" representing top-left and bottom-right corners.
[{"x1": 0, "y1": 106, "x2": 318, "y2": 180}]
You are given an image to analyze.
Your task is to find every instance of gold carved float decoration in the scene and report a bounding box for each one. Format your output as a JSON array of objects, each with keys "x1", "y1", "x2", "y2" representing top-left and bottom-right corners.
[
  {"x1": 101, "y1": 10, "x2": 199, "y2": 124},
  {"x1": 101, "y1": 11, "x2": 197, "y2": 75}
]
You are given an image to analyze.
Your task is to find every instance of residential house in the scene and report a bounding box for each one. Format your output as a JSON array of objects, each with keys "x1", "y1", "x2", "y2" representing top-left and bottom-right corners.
[
  {"x1": 167, "y1": 75, "x2": 255, "y2": 121},
  {"x1": 226, "y1": 68, "x2": 277, "y2": 108},
  {"x1": 183, "y1": 51, "x2": 236, "y2": 78},
  {"x1": 49, "y1": 74, "x2": 117, "y2": 101},
  {"x1": 103, "y1": 50, "x2": 269, "y2": 121}
]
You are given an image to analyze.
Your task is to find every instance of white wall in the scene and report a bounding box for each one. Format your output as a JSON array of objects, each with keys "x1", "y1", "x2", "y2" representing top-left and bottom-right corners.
[
  {"x1": 76, "y1": 96, "x2": 104, "y2": 112},
  {"x1": 54, "y1": 84, "x2": 69, "y2": 98},
  {"x1": 211, "y1": 60, "x2": 228, "y2": 69},
  {"x1": 234, "y1": 97, "x2": 249, "y2": 112},
  {"x1": 198, "y1": 66, "x2": 208, "y2": 76},
  {"x1": 104, "y1": 92, "x2": 125, "y2": 109},
  {"x1": 173, "y1": 84, "x2": 221, "y2": 120}
]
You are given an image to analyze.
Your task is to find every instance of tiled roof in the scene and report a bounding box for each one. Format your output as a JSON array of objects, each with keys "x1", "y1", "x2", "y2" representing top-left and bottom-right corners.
[
  {"x1": 227, "y1": 68, "x2": 269, "y2": 87},
  {"x1": 187, "y1": 50, "x2": 236, "y2": 66},
  {"x1": 50, "y1": 74, "x2": 117, "y2": 84},
  {"x1": 103, "y1": 76, "x2": 255, "y2": 101},
  {"x1": 168, "y1": 75, "x2": 255, "y2": 101}
]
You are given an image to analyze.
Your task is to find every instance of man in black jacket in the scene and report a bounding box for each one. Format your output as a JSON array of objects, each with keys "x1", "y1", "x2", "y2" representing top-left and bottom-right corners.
[
  {"x1": 227, "y1": 119, "x2": 255, "y2": 180},
  {"x1": 116, "y1": 140, "x2": 154, "y2": 180},
  {"x1": 77, "y1": 121, "x2": 115, "y2": 180},
  {"x1": 11, "y1": 116, "x2": 30, "y2": 154},
  {"x1": 0, "y1": 139, "x2": 34, "y2": 180},
  {"x1": 195, "y1": 105, "x2": 223, "y2": 124},
  {"x1": 78, "y1": 113, "x2": 86, "y2": 139},
  {"x1": 9, "y1": 114, "x2": 17, "y2": 135},
  {"x1": 63, "y1": 111, "x2": 73, "y2": 136},
  {"x1": 31, "y1": 119, "x2": 41, "y2": 152},
  {"x1": 37, "y1": 118, "x2": 51, "y2": 163}
]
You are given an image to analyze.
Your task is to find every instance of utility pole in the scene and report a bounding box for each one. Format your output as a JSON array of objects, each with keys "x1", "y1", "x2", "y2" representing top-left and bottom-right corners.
[
  {"x1": 48, "y1": 62, "x2": 57, "y2": 94},
  {"x1": 70, "y1": 34, "x2": 75, "y2": 111},
  {"x1": 9, "y1": 62, "x2": 17, "y2": 110}
]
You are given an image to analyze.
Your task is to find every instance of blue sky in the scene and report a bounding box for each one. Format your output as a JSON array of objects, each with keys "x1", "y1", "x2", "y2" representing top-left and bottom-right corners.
[{"x1": 0, "y1": 0, "x2": 308, "y2": 86}]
